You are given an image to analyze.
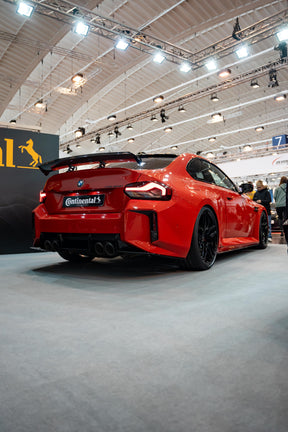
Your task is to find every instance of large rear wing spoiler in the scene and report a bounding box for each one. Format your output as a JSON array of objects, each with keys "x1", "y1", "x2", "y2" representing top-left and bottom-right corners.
[{"x1": 38, "y1": 152, "x2": 142, "y2": 176}]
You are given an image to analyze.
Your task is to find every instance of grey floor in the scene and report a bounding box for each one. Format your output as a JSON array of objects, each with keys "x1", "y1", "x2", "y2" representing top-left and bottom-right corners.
[{"x1": 0, "y1": 243, "x2": 288, "y2": 432}]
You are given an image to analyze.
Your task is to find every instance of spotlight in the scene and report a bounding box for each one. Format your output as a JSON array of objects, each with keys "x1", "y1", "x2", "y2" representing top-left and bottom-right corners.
[
  {"x1": 153, "y1": 51, "x2": 165, "y2": 64},
  {"x1": 115, "y1": 38, "x2": 129, "y2": 50},
  {"x1": 16, "y1": 1, "x2": 33, "y2": 17},
  {"x1": 275, "y1": 41, "x2": 287, "y2": 59},
  {"x1": 232, "y1": 17, "x2": 242, "y2": 41},
  {"x1": 236, "y1": 44, "x2": 249, "y2": 58},
  {"x1": 127, "y1": 138, "x2": 135, "y2": 143},
  {"x1": 99, "y1": 147, "x2": 105, "y2": 152},
  {"x1": 218, "y1": 68, "x2": 231, "y2": 78},
  {"x1": 178, "y1": 106, "x2": 186, "y2": 112},
  {"x1": 114, "y1": 126, "x2": 121, "y2": 138},
  {"x1": 208, "y1": 137, "x2": 216, "y2": 142},
  {"x1": 95, "y1": 133, "x2": 101, "y2": 144},
  {"x1": 160, "y1": 109, "x2": 169, "y2": 123},
  {"x1": 250, "y1": 79, "x2": 260, "y2": 88},
  {"x1": 75, "y1": 127, "x2": 85, "y2": 138},
  {"x1": 164, "y1": 126, "x2": 173, "y2": 133},
  {"x1": 74, "y1": 21, "x2": 89, "y2": 36},
  {"x1": 255, "y1": 126, "x2": 264, "y2": 132},
  {"x1": 274, "y1": 94, "x2": 286, "y2": 102},
  {"x1": 34, "y1": 99, "x2": 45, "y2": 109},
  {"x1": 108, "y1": 131, "x2": 114, "y2": 137},
  {"x1": 205, "y1": 59, "x2": 217, "y2": 71},
  {"x1": 126, "y1": 124, "x2": 133, "y2": 130},
  {"x1": 210, "y1": 94, "x2": 219, "y2": 102},
  {"x1": 268, "y1": 69, "x2": 279, "y2": 87},
  {"x1": 171, "y1": 145, "x2": 178, "y2": 150},
  {"x1": 107, "y1": 114, "x2": 116, "y2": 121},
  {"x1": 151, "y1": 115, "x2": 158, "y2": 122},
  {"x1": 179, "y1": 62, "x2": 192, "y2": 73},
  {"x1": 276, "y1": 27, "x2": 288, "y2": 42},
  {"x1": 153, "y1": 95, "x2": 164, "y2": 103}
]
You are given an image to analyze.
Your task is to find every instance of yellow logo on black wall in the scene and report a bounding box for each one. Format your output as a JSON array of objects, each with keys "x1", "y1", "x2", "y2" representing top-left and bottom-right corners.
[{"x1": 0, "y1": 138, "x2": 43, "y2": 169}]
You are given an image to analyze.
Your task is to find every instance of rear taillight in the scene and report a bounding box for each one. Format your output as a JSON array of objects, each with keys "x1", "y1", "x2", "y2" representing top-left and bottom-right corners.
[
  {"x1": 124, "y1": 181, "x2": 172, "y2": 200},
  {"x1": 39, "y1": 190, "x2": 47, "y2": 203}
]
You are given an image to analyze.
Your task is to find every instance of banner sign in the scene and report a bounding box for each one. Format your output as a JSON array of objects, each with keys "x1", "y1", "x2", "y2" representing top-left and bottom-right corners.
[{"x1": 0, "y1": 128, "x2": 59, "y2": 253}]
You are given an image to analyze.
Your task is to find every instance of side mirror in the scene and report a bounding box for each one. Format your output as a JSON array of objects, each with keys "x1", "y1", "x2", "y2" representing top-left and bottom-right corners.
[{"x1": 239, "y1": 183, "x2": 254, "y2": 194}]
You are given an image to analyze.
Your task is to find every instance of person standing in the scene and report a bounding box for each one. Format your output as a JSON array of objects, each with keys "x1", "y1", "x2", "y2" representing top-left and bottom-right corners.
[
  {"x1": 273, "y1": 176, "x2": 287, "y2": 237},
  {"x1": 253, "y1": 180, "x2": 272, "y2": 242}
]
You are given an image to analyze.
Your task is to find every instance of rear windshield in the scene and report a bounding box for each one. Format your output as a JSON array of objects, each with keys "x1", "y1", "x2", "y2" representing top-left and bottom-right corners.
[{"x1": 107, "y1": 156, "x2": 176, "y2": 170}]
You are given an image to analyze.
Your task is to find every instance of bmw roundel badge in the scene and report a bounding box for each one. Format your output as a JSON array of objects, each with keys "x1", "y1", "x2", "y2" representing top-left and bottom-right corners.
[{"x1": 77, "y1": 180, "x2": 84, "y2": 187}]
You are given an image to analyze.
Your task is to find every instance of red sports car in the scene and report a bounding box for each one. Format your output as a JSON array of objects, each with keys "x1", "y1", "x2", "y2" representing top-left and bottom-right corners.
[{"x1": 32, "y1": 152, "x2": 268, "y2": 270}]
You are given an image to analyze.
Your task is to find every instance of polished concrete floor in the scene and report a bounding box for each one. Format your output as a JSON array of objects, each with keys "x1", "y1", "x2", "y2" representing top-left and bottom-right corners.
[{"x1": 0, "y1": 241, "x2": 288, "y2": 432}]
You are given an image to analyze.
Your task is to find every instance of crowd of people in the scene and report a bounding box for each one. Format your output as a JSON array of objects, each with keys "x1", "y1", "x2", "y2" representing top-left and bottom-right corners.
[{"x1": 242, "y1": 176, "x2": 288, "y2": 252}]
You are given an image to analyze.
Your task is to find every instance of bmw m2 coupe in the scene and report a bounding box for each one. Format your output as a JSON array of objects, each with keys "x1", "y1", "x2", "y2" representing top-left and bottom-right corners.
[{"x1": 32, "y1": 152, "x2": 268, "y2": 270}]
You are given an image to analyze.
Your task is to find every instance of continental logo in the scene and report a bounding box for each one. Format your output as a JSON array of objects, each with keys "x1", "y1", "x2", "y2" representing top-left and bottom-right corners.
[{"x1": 0, "y1": 138, "x2": 43, "y2": 169}]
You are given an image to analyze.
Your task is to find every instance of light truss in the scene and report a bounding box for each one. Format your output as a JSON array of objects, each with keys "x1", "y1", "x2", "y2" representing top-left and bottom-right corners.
[
  {"x1": 60, "y1": 58, "x2": 288, "y2": 148},
  {"x1": 10, "y1": 0, "x2": 288, "y2": 67}
]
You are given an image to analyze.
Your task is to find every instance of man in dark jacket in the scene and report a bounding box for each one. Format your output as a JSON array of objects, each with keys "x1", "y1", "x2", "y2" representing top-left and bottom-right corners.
[{"x1": 253, "y1": 180, "x2": 272, "y2": 242}]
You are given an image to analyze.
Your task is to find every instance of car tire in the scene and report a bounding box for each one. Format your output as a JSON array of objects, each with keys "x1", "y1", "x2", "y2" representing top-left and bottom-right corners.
[
  {"x1": 182, "y1": 206, "x2": 218, "y2": 271},
  {"x1": 57, "y1": 250, "x2": 94, "y2": 262},
  {"x1": 256, "y1": 211, "x2": 268, "y2": 249}
]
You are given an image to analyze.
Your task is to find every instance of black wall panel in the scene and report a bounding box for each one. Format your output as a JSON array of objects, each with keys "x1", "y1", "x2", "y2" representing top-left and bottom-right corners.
[{"x1": 0, "y1": 128, "x2": 59, "y2": 253}]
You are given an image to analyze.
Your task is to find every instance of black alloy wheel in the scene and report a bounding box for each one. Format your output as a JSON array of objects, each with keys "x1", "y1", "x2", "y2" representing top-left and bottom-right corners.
[
  {"x1": 257, "y1": 211, "x2": 268, "y2": 249},
  {"x1": 183, "y1": 206, "x2": 218, "y2": 270}
]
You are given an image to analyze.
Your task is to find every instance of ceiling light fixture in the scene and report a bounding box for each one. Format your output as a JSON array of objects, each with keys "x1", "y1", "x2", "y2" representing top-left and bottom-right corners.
[
  {"x1": 99, "y1": 147, "x2": 105, "y2": 152},
  {"x1": 151, "y1": 115, "x2": 158, "y2": 122},
  {"x1": 250, "y1": 79, "x2": 260, "y2": 88},
  {"x1": 208, "y1": 137, "x2": 216, "y2": 142},
  {"x1": 71, "y1": 73, "x2": 84, "y2": 84},
  {"x1": 107, "y1": 114, "x2": 116, "y2": 121},
  {"x1": 236, "y1": 45, "x2": 249, "y2": 58},
  {"x1": 115, "y1": 38, "x2": 129, "y2": 50},
  {"x1": 74, "y1": 21, "x2": 89, "y2": 36},
  {"x1": 206, "y1": 152, "x2": 215, "y2": 158},
  {"x1": 153, "y1": 51, "x2": 165, "y2": 64},
  {"x1": 75, "y1": 127, "x2": 85, "y2": 138},
  {"x1": 211, "y1": 113, "x2": 223, "y2": 122},
  {"x1": 75, "y1": 143, "x2": 81, "y2": 148},
  {"x1": 171, "y1": 145, "x2": 178, "y2": 150},
  {"x1": 205, "y1": 59, "x2": 217, "y2": 71},
  {"x1": 34, "y1": 99, "x2": 46, "y2": 109},
  {"x1": 218, "y1": 68, "x2": 231, "y2": 78},
  {"x1": 127, "y1": 138, "x2": 135, "y2": 143},
  {"x1": 255, "y1": 126, "x2": 264, "y2": 132},
  {"x1": 164, "y1": 126, "x2": 173, "y2": 133},
  {"x1": 126, "y1": 124, "x2": 133, "y2": 130},
  {"x1": 108, "y1": 131, "x2": 114, "y2": 136},
  {"x1": 16, "y1": 1, "x2": 34, "y2": 17},
  {"x1": 210, "y1": 93, "x2": 219, "y2": 102},
  {"x1": 276, "y1": 27, "x2": 288, "y2": 42},
  {"x1": 179, "y1": 62, "x2": 192, "y2": 73},
  {"x1": 178, "y1": 106, "x2": 186, "y2": 112},
  {"x1": 243, "y1": 145, "x2": 252, "y2": 152},
  {"x1": 274, "y1": 94, "x2": 286, "y2": 101},
  {"x1": 153, "y1": 95, "x2": 164, "y2": 103}
]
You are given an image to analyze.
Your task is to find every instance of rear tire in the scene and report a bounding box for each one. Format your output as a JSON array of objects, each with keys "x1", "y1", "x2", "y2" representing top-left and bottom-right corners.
[
  {"x1": 58, "y1": 250, "x2": 94, "y2": 263},
  {"x1": 257, "y1": 211, "x2": 268, "y2": 249},
  {"x1": 182, "y1": 206, "x2": 218, "y2": 270}
]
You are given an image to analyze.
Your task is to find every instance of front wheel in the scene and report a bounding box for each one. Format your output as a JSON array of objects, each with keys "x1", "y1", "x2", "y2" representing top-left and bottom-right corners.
[
  {"x1": 257, "y1": 211, "x2": 268, "y2": 249},
  {"x1": 182, "y1": 206, "x2": 218, "y2": 271},
  {"x1": 58, "y1": 250, "x2": 94, "y2": 263}
]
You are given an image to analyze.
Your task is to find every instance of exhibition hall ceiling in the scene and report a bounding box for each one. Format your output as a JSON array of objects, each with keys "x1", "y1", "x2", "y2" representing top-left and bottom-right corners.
[{"x1": 0, "y1": 0, "x2": 287, "y2": 161}]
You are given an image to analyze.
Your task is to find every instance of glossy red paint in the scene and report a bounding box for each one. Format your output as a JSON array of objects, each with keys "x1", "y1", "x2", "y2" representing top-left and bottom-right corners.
[{"x1": 33, "y1": 152, "x2": 268, "y2": 269}]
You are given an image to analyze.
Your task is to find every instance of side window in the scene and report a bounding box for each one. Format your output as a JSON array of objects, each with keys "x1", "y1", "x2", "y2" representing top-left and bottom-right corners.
[
  {"x1": 208, "y1": 163, "x2": 237, "y2": 191},
  {"x1": 187, "y1": 158, "x2": 237, "y2": 191}
]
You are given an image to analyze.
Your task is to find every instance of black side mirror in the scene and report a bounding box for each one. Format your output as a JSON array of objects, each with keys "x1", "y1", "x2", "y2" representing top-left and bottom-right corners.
[{"x1": 239, "y1": 183, "x2": 254, "y2": 194}]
